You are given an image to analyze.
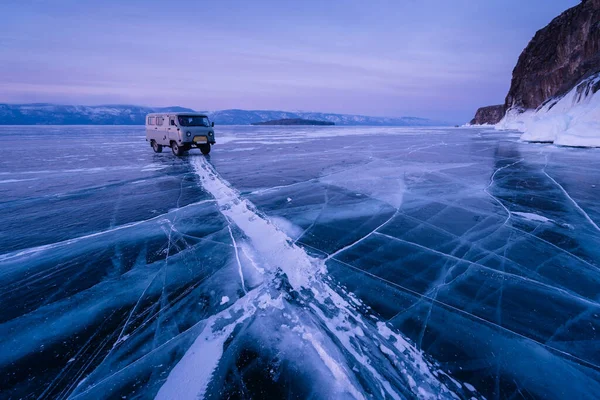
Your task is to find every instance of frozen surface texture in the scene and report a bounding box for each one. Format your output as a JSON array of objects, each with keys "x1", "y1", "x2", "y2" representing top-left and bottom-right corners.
[{"x1": 1, "y1": 125, "x2": 599, "y2": 399}]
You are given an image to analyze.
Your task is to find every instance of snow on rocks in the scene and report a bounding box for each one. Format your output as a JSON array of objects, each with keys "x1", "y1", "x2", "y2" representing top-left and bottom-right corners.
[{"x1": 497, "y1": 74, "x2": 600, "y2": 147}]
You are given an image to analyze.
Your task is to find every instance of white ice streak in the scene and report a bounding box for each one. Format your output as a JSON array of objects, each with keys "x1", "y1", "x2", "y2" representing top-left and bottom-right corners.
[
  {"x1": 141, "y1": 163, "x2": 168, "y2": 172},
  {"x1": 0, "y1": 178, "x2": 38, "y2": 184},
  {"x1": 156, "y1": 157, "x2": 471, "y2": 400},
  {"x1": 512, "y1": 212, "x2": 552, "y2": 223},
  {"x1": 155, "y1": 289, "x2": 261, "y2": 400},
  {"x1": 298, "y1": 329, "x2": 366, "y2": 400},
  {"x1": 227, "y1": 224, "x2": 247, "y2": 293},
  {"x1": 191, "y1": 157, "x2": 323, "y2": 290}
]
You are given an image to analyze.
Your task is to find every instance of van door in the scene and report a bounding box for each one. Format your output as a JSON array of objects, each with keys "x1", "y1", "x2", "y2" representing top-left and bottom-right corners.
[
  {"x1": 147, "y1": 115, "x2": 161, "y2": 143},
  {"x1": 155, "y1": 115, "x2": 168, "y2": 145},
  {"x1": 167, "y1": 116, "x2": 179, "y2": 143}
]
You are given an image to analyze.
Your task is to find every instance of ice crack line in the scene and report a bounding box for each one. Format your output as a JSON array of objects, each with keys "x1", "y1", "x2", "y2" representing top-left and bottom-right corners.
[
  {"x1": 227, "y1": 223, "x2": 247, "y2": 294},
  {"x1": 180, "y1": 157, "x2": 472, "y2": 400},
  {"x1": 543, "y1": 168, "x2": 600, "y2": 233},
  {"x1": 0, "y1": 199, "x2": 215, "y2": 263},
  {"x1": 483, "y1": 158, "x2": 523, "y2": 226},
  {"x1": 325, "y1": 210, "x2": 399, "y2": 261}
]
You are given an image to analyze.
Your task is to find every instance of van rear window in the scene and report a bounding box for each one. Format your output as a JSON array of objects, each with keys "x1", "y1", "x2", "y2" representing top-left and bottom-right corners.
[{"x1": 148, "y1": 117, "x2": 155, "y2": 125}]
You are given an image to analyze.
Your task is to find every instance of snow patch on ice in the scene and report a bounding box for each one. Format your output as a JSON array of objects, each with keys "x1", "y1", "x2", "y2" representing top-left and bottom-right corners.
[
  {"x1": 300, "y1": 331, "x2": 366, "y2": 400},
  {"x1": 141, "y1": 163, "x2": 168, "y2": 172},
  {"x1": 464, "y1": 382, "x2": 476, "y2": 392},
  {"x1": 191, "y1": 157, "x2": 323, "y2": 289},
  {"x1": 269, "y1": 216, "x2": 304, "y2": 241},
  {"x1": 216, "y1": 136, "x2": 237, "y2": 145},
  {"x1": 513, "y1": 212, "x2": 552, "y2": 223},
  {"x1": 0, "y1": 178, "x2": 38, "y2": 184},
  {"x1": 155, "y1": 291, "x2": 260, "y2": 400}
]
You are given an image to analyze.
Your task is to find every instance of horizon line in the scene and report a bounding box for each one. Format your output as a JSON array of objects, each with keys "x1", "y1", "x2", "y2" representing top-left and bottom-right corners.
[{"x1": 0, "y1": 102, "x2": 452, "y2": 123}]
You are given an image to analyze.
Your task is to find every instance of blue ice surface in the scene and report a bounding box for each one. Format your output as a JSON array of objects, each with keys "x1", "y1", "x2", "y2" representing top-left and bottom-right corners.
[{"x1": 0, "y1": 125, "x2": 599, "y2": 399}]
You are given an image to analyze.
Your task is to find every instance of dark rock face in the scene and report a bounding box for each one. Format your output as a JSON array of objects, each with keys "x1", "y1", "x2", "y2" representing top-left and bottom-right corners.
[
  {"x1": 505, "y1": 0, "x2": 600, "y2": 110},
  {"x1": 469, "y1": 105, "x2": 505, "y2": 125}
]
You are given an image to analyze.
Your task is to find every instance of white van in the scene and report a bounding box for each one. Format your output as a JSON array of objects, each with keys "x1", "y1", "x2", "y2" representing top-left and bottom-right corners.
[{"x1": 145, "y1": 113, "x2": 216, "y2": 156}]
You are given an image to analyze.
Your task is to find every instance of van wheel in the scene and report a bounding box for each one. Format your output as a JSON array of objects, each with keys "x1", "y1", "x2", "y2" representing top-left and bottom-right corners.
[
  {"x1": 171, "y1": 141, "x2": 184, "y2": 156},
  {"x1": 151, "y1": 140, "x2": 163, "y2": 153},
  {"x1": 199, "y1": 144, "x2": 211, "y2": 155}
]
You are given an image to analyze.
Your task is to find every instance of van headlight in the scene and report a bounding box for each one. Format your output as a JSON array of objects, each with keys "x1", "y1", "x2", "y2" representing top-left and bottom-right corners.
[{"x1": 186, "y1": 132, "x2": 191, "y2": 137}]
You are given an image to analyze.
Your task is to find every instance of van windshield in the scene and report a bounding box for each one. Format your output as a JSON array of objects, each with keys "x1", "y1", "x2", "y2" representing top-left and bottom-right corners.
[{"x1": 178, "y1": 116, "x2": 210, "y2": 127}]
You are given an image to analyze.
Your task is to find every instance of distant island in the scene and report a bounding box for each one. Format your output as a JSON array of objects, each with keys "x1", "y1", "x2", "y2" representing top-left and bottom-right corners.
[{"x1": 251, "y1": 118, "x2": 335, "y2": 126}]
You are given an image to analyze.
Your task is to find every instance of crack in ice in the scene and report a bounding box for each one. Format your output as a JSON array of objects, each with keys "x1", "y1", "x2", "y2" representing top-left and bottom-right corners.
[
  {"x1": 330, "y1": 256, "x2": 600, "y2": 372},
  {"x1": 152, "y1": 156, "x2": 477, "y2": 400},
  {"x1": 372, "y1": 232, "x2": 600, "y2": 309},
  {"x1": 543, "y1": 168, "x2": 600, "y2": 233},
  {"x1": 227, "y1": 223, "x2": 247, "y2": 294},
  {"x1": 483, "y1": 159, "x2": 523, "y2": 226},
  {"x1": 326, "y1": 210, "x2": 399, "y2": 262},
  {"x1": 0, "y1": 199, "x2": 216, "y2": 263}
]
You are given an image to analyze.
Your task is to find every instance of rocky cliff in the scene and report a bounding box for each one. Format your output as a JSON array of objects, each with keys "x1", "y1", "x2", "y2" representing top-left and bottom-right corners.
[
  {"x1": 469, "y1": 105, "x2": 505, "y2": 125},
  {"x1": 505, "y1": 0, "x2": 600, "y2": 111},
  {"x1": 470, "y1": 0, "x2": 600, "y2": 124}
]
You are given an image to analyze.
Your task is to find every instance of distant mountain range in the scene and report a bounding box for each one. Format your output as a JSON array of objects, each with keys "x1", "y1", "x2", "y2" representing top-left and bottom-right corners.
[
  {"x1": 251, "y1": 118, "x2": 335, "y2": 126},
  {"x1": 0, "y1": 103, "x2": 447, "y2": 126},
  {"x1": 0, "y1": 104, "x2": 195, "y2": 125},
  {"x1": 205, "y1": 109, "x2": 445, "y2": 126}
]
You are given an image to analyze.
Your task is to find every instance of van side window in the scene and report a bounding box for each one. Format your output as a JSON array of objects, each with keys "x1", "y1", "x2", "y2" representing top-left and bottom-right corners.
[
  {"x1": 157, "y1": 117, "x2": 163, "y2": 126},
  {"x1": 148, "y1": 117, "x2": 155, "y2": 125}
]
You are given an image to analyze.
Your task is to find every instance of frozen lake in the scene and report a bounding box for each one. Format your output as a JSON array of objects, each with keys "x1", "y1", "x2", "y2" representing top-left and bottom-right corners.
[{"x1": 1, "y1": 125, "x2": 599, "y2": 399}]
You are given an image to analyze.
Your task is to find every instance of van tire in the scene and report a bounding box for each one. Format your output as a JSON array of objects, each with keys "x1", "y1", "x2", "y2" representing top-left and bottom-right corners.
[
  {"x1": 171, "y1": 141, "x2": 184, "y2": 156},
  {"x1": 151, "y1": 140, "x2": 163, "y2": 153},
  {"x1": 199, "y1": 144, "x2": 211, "y2": 155}
]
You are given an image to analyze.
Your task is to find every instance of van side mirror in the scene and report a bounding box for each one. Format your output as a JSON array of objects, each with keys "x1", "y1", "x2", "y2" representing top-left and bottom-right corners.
[{"x1": 211, "y1": 122, "x2": 215, "y2": 127}]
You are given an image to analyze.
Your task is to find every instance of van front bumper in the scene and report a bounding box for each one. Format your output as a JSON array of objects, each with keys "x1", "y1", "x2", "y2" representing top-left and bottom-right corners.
[{"x1": 190, "y1": 135, "x2": 216, "y2": 145}]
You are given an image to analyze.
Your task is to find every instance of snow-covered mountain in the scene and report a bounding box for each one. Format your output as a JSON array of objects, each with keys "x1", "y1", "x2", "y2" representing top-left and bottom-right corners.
[
  {"x1": 497, "y1": 73, "x2": 600, "y2": 147},
  {"x1": 0, "y1": 104, "x2": 446, "y2": 126},
  {"x1": 0, "y1": 104, "x2": 195, "y2": 125},
  {"x1": 204, "y1": 109, "x2": 445, "y2": 126}
]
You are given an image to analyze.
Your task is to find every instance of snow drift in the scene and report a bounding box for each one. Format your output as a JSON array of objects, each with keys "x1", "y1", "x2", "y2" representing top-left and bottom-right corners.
[{"x1": 497, "y1": 73, "x2": 600, "y2": 147}]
